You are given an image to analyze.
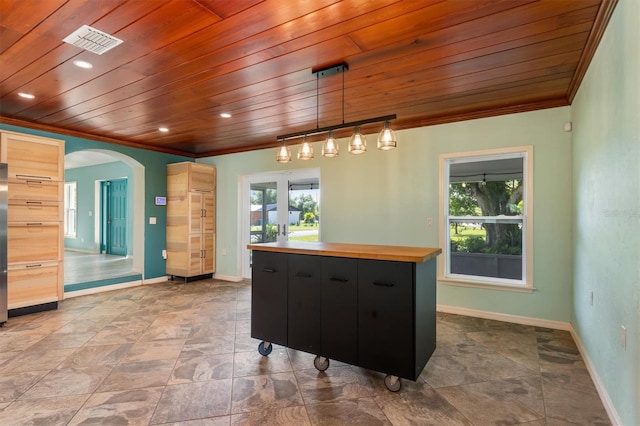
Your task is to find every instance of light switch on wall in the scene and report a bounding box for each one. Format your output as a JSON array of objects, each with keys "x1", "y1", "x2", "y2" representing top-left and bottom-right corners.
[{"x1": 149, "y1": 217, "x2": 156, "y2": 224}]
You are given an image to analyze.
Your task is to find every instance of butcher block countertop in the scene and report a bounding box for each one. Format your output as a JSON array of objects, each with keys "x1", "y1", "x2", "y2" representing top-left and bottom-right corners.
[{"x1": 247, "y1": 241, "x2": 441, "y2": 263}]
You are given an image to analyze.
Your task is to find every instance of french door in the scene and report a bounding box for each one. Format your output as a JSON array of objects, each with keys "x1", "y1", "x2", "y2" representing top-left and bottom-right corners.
[{"x1": 241, "y1": 168, "x2": 319, "y2": 278}]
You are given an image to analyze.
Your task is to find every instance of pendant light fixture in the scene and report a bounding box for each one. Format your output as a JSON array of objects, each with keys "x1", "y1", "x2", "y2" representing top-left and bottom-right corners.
[
  {"x1": 275, "y1": 62, "x2": 397, "y2": 162},
  {"x1": 322, "y1": 130, "x2": 339, "y2": 157},
  {"x1": 276, "y1": 141, "x2": 292, "y2": 163},
  {"x1": 348, "y1": 126, "x2": 367, "y2": 154},
  {"x1": 377, "y1": 120, "x2": 397, "y2": 150},
  {"x1": 297, "y1": 136, "x2": 314, "y2": 160}
]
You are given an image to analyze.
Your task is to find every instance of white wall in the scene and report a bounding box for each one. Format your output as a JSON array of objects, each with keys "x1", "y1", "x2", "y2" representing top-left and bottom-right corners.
[{"x1": 570, "y1": 0, "x2": 640, "y2": 423}]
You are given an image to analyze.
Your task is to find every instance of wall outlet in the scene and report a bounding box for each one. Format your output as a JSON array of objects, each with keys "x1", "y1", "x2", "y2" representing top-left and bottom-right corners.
[
  {"x1": 162, "y1": 249, "x2": 167, "y2": 259},
  {"x1": 621, "y1": 325, "x2": 627, "y2": 350},
  {"x1": 221, "y1": 249, "x2": 227, "y2": 256},
  {"x1": 426, "y1": 217, "x2": 433, "y2": 228}
]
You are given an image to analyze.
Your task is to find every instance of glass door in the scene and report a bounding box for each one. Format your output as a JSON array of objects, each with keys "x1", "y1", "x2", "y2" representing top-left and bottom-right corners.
[{"x1": 241, "y1": 168, "x2": 319, "y2": 278}]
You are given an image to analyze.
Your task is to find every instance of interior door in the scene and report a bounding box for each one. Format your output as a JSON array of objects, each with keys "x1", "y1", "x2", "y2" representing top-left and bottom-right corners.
[
  {"x1": 242, "y1": 168, "x2": 319, "y2": 278},
  {"x1": 105, "y1": 178, "x2": 127, "y2": 256}
]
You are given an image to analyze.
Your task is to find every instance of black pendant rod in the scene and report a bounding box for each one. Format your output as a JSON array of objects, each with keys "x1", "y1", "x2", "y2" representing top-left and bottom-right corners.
[{"x1": 277, "y1": 114, "x2": 397, "y2": 142}]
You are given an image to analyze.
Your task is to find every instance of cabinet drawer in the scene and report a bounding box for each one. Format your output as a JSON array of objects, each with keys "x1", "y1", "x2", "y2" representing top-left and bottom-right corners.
[
  {"x1": 8, "y1": 263, "x2": 59, "y2": 309},
  {"x1": 2, "y1": 132, "x2": 64, "y2": 180},
  {"x1": 9, "y1": 200, "x2": 61, "y2": 222},
  {"x1": 8, "y1": 222, "x2": 61, "y2": 263},
  {"x1": 9, "y1": 178, "x2": 63, "y2": 202}
]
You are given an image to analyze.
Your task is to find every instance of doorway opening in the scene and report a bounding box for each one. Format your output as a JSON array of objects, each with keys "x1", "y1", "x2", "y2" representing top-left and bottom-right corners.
[{"x1": 63, "y1": 150, "x2": 144, "y2": 294}]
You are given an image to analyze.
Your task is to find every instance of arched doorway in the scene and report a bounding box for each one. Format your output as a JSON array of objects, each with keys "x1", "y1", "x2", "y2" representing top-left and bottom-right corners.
[{"x1": 63, "y1": 149, "x2": 145, "y2": 294}]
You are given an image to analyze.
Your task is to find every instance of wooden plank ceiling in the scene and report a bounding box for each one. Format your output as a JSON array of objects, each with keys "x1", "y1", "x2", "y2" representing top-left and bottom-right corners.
[{"x1": 0, "y1": 0, "x2": 617, "y2": 157}]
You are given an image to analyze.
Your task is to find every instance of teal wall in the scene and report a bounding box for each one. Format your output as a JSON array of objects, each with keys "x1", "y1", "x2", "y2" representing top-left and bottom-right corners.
[
  {"x1": 200, "y1": 106, "x2": 573, "y2": 322},
  {"x1": 571, "y1": 0, "x2": 639, "y2": 424},
  {"x1": 65, "y1": 161, "x2": 134, "y2": 254},
  {"x1": 0, "y1": 123, "x2": 192, "y2": 281}
]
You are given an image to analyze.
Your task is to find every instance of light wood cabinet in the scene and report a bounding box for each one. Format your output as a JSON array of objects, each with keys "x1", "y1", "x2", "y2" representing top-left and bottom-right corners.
[
  {"x1": 0, "y1": 131, "x2": 64, "y2": 311},
  {"x1": 166, "y1": 162, "x2": 216, "y2": 279}
]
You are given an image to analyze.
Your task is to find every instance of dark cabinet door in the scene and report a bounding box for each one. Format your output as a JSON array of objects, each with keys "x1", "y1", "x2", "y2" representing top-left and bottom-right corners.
[
  {"x1": 251, "y1": 251, "x2": 288, "y2": 346},
  {"x1": 288, "y1": 254, "x2": 321, "y2": 353},
  {"x1": 358, "y1": 259, "x2": 415, "y2": 379},
  {"x1": 321, "y1": 256, "x2": 358, "y2": 365}
]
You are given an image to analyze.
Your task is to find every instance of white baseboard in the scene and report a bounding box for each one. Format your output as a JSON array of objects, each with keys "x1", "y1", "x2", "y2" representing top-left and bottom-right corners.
[
  {"x1": 212, "y1": 273, "x2": 244, "y2": 282},
  {"x1": 569, "y1": 326, "x2": 622, "y2": 425},
  {"x1": 436, "y1": 304, "x2": 620, "y2": 425},
  {"x1": 143, "y1": 276, "x2": 169, "y2": 285},
  {"x1": 436, "y1": 304, "x2": 571, "y2": 330}
]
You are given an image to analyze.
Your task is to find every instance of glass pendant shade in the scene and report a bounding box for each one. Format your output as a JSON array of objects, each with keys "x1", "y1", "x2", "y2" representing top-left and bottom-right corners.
[
  {"x1": 322, "y1": 131, "x2": 339, "y2": 157},
  {"x1": 297, "y1": 137, "x2": 314, "y2": 160},
  {"x1": 377, "y1": 121, "x2": 397, "y2": 150},
  {"x1": 348, "y1": 126, "x2": 367, "y2": 154},
  {"x1": 276, "y1": 144, "x2": 291, "y2": 163}
]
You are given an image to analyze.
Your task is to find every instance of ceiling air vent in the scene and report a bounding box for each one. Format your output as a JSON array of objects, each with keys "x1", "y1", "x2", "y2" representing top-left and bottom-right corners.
[{"x1": 62, "y1": 25, "x2": 123, "y2": 55}]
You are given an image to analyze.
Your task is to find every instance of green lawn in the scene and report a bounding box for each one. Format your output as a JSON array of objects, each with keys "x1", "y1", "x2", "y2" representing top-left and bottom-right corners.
[
  {"x1": 450, "y1": 225, "x2": 485, "y2": 242},
  {"x1": 288, "y1": 223, "x2": 318, "y2": 232},
  {"x1": 289, "y1": 234, "x2": 318, "y2": 242}
]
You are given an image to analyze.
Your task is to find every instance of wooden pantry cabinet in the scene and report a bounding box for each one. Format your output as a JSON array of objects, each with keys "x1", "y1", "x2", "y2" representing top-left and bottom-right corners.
[
  {"x1": 166, "y1": 162, "x2": 216, "y2": 280},
  {"x1": 0, "y1": 131, "x2": 64, "y2": 312}
]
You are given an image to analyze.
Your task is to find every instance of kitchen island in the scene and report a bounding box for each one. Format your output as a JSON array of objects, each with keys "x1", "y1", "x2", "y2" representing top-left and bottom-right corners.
[{"x1": 247, "y1": 241, "x2": 441, "y2": 391}]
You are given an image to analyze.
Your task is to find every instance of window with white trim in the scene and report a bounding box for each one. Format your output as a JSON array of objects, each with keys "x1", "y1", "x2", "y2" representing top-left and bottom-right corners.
[
  {"x1": 64, "y1": 181, "x2": 77, "y2": 238},
  {"x1": 439, "y1": 146, "x2": 533, "y2": 290}
]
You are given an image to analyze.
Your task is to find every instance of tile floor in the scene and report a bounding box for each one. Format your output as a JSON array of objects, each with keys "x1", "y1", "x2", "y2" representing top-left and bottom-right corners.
[{"x1": 0, "y1": 278, "x2": 610, "y2": 425}]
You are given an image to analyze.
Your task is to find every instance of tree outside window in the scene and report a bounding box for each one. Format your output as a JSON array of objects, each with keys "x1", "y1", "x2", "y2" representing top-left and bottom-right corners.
[{"x1": 440, "y1": 147, "x2": 533, "y2": 289}]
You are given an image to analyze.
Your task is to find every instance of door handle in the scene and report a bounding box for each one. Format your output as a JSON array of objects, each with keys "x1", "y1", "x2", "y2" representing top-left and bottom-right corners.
[
  {"x1": 283, "y1": 224, "x2": 287, "y2": 236},
  {"x1": 373, "y1": 281, "x2": 395, "y2": 287},
  {"x1": 329, "y1": 276, "x2": 349, "y2": 282}
]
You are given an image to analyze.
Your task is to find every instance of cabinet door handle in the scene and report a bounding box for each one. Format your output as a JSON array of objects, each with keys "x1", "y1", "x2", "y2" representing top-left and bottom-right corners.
[
  {"x1": 329, "y1": 276, "x2": 349, "y2": 282},
  {"x1": 26, "y1": 263, "x2": 42, "y2": 268},
  {"x1": 295, "y1": 272, "x2": 312, "y2": 278},
  {"x1": 373, "y1": 281, "x2": 395, "y2": 287},
  {"x1": 26, "y1": 201, "x2": 43, "y2": 205},
  {"x1": 262, "y1": 268, "x2": 276, "y2": 273},
  {"x1": 26, "y1": 222, "x2": 43, "y2": 226}
]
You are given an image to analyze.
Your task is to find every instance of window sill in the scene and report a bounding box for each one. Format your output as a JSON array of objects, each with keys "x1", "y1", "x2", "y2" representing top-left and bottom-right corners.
[{"x1": 438, "y1": 276, "x2": 535, "y2": 293}]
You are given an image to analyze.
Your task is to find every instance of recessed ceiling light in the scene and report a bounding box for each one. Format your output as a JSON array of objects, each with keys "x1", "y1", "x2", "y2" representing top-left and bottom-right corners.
[
  {"x1": 73, "y1": 60, "x2": 93, "y2": 69},
  {"x1": 220, "y1": 113, "x2": 231, "y2": 118},
  {"x1": 18, "y1": 92, "x2": 35, "y2": 99},
  {"x1": 158, "y1": 127, "x2": 169, "y2": 132}
]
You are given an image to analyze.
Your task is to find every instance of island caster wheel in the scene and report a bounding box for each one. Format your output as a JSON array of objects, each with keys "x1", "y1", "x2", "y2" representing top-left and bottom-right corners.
[
  {"x1": 384, "y1": 375, "x2": 401, "y2": 392},
  {"x1": 258, "y1": 341, "x2": 272, "y2": 356},
  {"x1": 313, "y1": 355, "x2": 329, "y2": 371}
]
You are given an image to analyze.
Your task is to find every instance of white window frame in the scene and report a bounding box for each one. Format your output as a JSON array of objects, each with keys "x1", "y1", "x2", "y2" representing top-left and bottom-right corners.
[
  {"x1": 64, "y1": 181, "x2": 78, "y2": 238},
  {"x1": 438, "y1": 146, "x2": 534, "y2": 292}
]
